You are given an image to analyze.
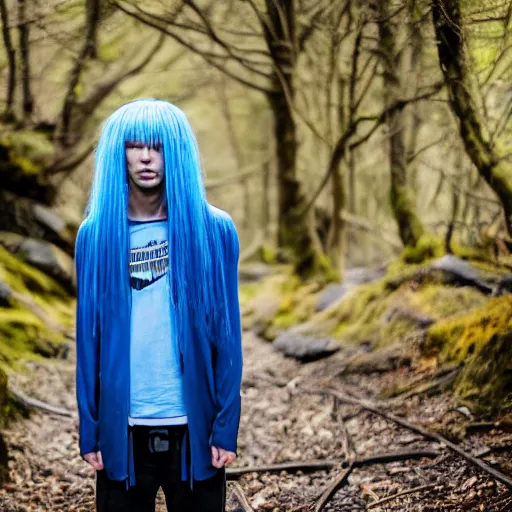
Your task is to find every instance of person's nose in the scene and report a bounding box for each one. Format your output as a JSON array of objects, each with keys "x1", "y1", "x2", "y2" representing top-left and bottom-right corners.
[{"x1": 140, "y1": 146, "x2": 151, "y2": 163}]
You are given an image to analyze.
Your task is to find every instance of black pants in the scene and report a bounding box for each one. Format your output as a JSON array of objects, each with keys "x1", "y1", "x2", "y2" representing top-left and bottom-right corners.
[{"x1": 96, "y1": 424, "x2": 226, "y2": 512}]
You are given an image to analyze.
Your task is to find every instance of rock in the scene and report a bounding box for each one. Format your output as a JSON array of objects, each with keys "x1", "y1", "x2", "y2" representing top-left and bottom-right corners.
[
  {"x1": 431, "y1": 254, "x2": 481, "y2": 280},
  {"x1": 0, "y1": 281, "x2": 11, "y2": 307},
  {"x1": 272, "y1": 332, "x2": 340, "y2": 362},
  {"x1": 346, "y1": 344, "x2": 410, "y2": 374},
  {"x1": 316, "y1": 266, "x2": 387, "y2": 312},
  {"x1": 316, "y1": 283, "x2": 345, "y2": 312},
  {"x1": 0, "y1": 190, "x2": 75, "y2": 253},
  {"x1": 493, "y1": 274, "x2": 512, "y2": 296},
  {"x1": 0, "y1": 232, "x2": 75, "y2": 293},
  {"x1": 32, "y1": 204, "x2": 66, "y2": 234},
  {"x1": 430, "y1": 255, "x2": 493, "y2": 294},
  {"x1": 238, "y1": 263, "x2": 274, "y2": 283}
]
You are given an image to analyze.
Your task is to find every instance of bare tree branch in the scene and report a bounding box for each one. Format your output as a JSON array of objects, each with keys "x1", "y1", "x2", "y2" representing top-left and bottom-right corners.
[
  {"x1": 18, "y1": 0, "x2": 34, "y2": 119},
  {"x1": 113, "y1": 0, "x2": 275, "y2": 94},
  {"x1": 58, "y1": 0, "x2": 101, "y2": 146}
]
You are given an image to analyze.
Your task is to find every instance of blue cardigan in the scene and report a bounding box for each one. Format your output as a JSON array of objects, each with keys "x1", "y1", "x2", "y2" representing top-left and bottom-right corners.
[{"x1": 75, "y1": 206, "x2": 243, "y2": 490}]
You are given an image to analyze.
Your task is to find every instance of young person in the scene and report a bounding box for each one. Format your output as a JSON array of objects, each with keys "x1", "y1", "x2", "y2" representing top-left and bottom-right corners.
[{"x1": 74, "y1": 99, "x2": 243, "y2": 511}]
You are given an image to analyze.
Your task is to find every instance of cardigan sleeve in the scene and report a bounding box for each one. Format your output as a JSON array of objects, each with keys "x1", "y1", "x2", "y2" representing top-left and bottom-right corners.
[
  {"x1": 209, "y1": 216, "x2": 243, "y2": 454},
  {"x1": 74, "y1": 221, "x2": 101, "y2": 457}
]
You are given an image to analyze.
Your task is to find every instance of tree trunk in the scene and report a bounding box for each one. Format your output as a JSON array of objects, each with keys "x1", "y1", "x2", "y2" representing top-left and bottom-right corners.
[
  {"x1": 326, "y1": 159, "x2": 345, "y2": 273},
  {"x1": 0, "y1": 0, "x2": 16, "y2": 120},
  {"x1": 18, "y1": 0, "x2": 33, "y2": 119},
  {"x1": 263, "y1": 0, "x2": 327, "y2": 279},
  {"x1": 432, "y1": 0, "x2": 512, "y2": 237},
  {"x1": 374, "y1": 0, "x2": 424, "y2": 247}
]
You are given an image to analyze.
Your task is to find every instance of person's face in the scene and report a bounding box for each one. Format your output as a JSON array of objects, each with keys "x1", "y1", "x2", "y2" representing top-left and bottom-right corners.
[{"x1": 125, "y1": 141, "x2": 164, "y2": 189}]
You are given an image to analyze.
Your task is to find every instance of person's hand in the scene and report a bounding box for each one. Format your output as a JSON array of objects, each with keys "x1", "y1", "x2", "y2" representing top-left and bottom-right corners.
[
  {"x1": 83, "y1": 450, "x2": 104, "y2": 471},
  {"x1": 211, "y1": 446, "x2": 236, "y2": 468}
]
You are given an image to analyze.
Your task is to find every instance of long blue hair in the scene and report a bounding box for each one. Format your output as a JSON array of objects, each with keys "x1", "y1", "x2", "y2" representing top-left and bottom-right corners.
[{"x1": 76, "y1": 99, "x2": 235, "y2": 363}]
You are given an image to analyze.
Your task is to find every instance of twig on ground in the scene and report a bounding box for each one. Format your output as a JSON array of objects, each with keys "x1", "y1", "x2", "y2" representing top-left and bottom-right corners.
[
  {"x1": 313, "y1": 393, "x2": 358, "y2": 512},
  {"x1": 226, "y1": 450, "x2": 440, "y2": 479},
  {"x1": 367, "y1": 483, "x2": 436, "y2": 509},
  {"x1": 386, "y1": 368, "x2": 459, "y2": 403},
  {"x1": 8, "y1": 386, "x2": 76, "y2": 418},
  {"x1": 313, "y1": 461, "x2": 355, "y2": 512},
  {"x1": 231, "y1": 482, "x2": 255, "y2": 512},
  {"x1": 227, "y1": 459, "x2": 338, "y2": 478},
  {"x1": 466, "y1": 420, "x2": 512, "y2": 432}
]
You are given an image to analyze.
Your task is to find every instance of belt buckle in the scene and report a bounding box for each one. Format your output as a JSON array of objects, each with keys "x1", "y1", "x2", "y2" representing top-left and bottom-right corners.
[{"x1": 148, "y1": 427, "x2": 170, "y2": 453}]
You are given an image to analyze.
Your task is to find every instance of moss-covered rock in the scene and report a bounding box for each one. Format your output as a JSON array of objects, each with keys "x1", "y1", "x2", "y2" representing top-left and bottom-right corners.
[
  {"x1": 0, "y1": 232, "x2": 75, "y2": 293},
  {"x1": 240, "y1": 270, "x2": 298, "y2": 337},
  {"x1": 264, "y1": 281, "x2": 321, "y2": 340},
  {"x1": 455, "y1": 330, "x2": 512, "y2": 411},
  {"x1": 425, "y1": 296, "x2": 512, "y2": 361},
  {"x1": 0, "y1": 245, "x2": 73, "y2": 366},
  {"x1": 0, "y1": 307, "x2": 68, "y2": 365},
  {"x1": 421, "y1": 295, "x2": 512, "y2": 411},
  {"x1": 0, "y1": 130, "x2": 55, "y2": 202},
  {"x1": 296, "y1": 258, "x2": 490, "y2": 351}
]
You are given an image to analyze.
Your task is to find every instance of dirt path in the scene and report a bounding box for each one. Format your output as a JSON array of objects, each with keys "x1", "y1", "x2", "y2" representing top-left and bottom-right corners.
[{"x1": 1, "y1": 331, "x2": 511, "y2": 511}]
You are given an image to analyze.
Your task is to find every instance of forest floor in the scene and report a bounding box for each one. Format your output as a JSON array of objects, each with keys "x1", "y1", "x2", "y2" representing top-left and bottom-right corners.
[{"x1": 0, "y1": 329, "x2": 512, "y2": 511}]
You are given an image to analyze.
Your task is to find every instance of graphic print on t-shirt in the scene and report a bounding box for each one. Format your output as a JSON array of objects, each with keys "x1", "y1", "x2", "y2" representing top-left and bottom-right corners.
[{"x1": 129, "y1": 239, "x2": 169, "y2": 290}]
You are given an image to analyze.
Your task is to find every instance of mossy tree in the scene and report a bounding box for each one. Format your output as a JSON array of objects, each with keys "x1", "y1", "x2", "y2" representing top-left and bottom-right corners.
[
  {"x1": 432, "y1": 0, "x2": 512, "y2": 237},
  {"x1": 371, "y1": 0, "x2": 425, "y2": 248}
]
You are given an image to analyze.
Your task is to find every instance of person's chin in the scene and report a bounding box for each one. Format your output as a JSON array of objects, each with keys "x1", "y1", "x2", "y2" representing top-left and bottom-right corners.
[{"x1": 135, "y1": 178, "x2": 162, "y2": 189}]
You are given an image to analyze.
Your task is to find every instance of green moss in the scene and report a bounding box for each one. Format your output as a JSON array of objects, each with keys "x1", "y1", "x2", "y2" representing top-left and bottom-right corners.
[
  {"x1": 239, "y1": 282, "x2": 261, "y2": 308},
  {"x1": 0, "y1": 130, "x2": 54, "y2": 173},
  {"x1": 0, "y1": 247, "x2": 73, "y2": 367},
  {"x1": 401, "y1": 234, "x2": 444, "y2": 264},
  {"x1": 390, "y1": 182, "x2": 425, "y2": 246},
  {"x1": 240, "y1": 268, "x2": 327, "y2": 339},
  {"x1": 241, "y1": 272, "x2": 297, "y2": 333},
  {"x1": 302, "y1": 258, "x2": 493, "y2": 351},
  {"x1": 261, "y1": 245, "x2": 278, "y2": 264},
  {"x1": 425, "y1": 296, "x2": 512, "y2": 362},
  {"x1": 0, "y1": 307, "x2": 67, "y2": 365},
  {"x1": 455, "y1": 330, "x2": 512, "y2": 411},
  {"x1": 407, "y1": 284, "x2": 486, "y2": 318},
  {"x1": 332, "y1": 282, "x2": 396, "y2": 345},
  {"x1": 0, "y1": 246, "x2": 68, "y2": 299},
  {"x1": 264, "y1": 282, "x2": 322, "y2": 339}
]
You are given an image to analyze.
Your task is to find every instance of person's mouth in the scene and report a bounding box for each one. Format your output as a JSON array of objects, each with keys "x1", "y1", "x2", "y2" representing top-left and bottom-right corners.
[{"x1": 138, "y1": 169, "x2": 157, "y2": 180}]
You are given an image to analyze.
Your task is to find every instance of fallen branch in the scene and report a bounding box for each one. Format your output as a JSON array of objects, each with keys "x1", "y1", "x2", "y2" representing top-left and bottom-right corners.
[
  {"x1": 225, "y1": 450, "x2": 441, "y2": 480},
  {"x1": 466, "y1": 420, "x2": 512, "y2": 432},
  {"x1": 226, "y1": 459, "x2": 338, "y2": 478},
  {"x1": 354, "y1": 449, "x2": 441, "y2": 467},
  {"x1": 8, "y1": 386, "x2": 76, "y2": 418},
  {"x1": 384, "y1": 366, "x2": 459, "y2": 400},
  {"x1": 367, "y1": 483, "x2": 436, "y2": 509},
  {"x1": 313, "y1": 461, "x2": 354, "y2": 512},
  {"x1": 386, "y1": 368, "x2": 459, "y2": 404},
  {"x1": 314, "y1": 395, "x2": 358, "y2": 512},
  {"x1": 308, "y1": 387, "x2": 512, "y2": 489},
  {"x1": 231, "y1": 482, "x2": 255, "y2": 512}
]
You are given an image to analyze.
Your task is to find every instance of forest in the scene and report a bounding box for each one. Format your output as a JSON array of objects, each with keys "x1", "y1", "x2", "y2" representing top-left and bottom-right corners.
[{"x1": 1, "y1": 0, "x2": 512, "y2": 510}]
